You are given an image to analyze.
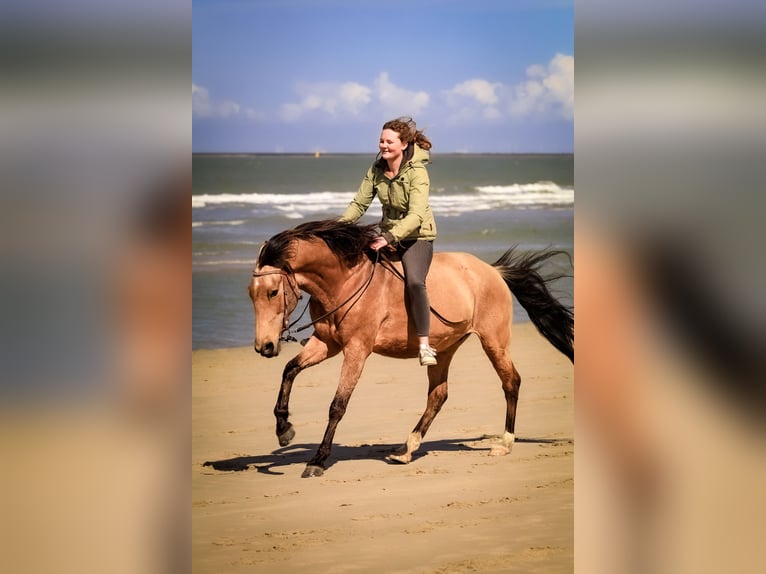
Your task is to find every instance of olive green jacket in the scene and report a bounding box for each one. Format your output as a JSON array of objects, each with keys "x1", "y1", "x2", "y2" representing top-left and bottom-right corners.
[{"x1": 340, "y1": 144, "x2": 437, "y2": 243}]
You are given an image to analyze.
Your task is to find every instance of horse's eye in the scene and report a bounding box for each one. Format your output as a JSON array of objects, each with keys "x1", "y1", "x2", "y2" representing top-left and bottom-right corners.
[{"x1": 269, "y1": 288, "x2": 279, "y2": 299}]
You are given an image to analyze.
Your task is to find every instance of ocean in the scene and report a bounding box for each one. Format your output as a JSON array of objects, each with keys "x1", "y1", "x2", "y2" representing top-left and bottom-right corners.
[{"x1": 193, "y1": 154, "x2": 573, "y2": 350}]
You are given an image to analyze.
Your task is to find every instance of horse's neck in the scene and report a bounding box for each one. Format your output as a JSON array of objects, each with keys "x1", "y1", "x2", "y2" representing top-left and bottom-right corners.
[{"x1": 290, "y1": 247, "x2": 367, "y2": 308}]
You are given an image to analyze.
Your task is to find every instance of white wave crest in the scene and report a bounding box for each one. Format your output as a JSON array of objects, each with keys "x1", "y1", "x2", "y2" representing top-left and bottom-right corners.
[
  {"x1": 192, "y1": 191, "x2": 353, "y2": 209},
  {"x1": 192, "y1": 219, "x2": 246, "y2": 228},
  {"x1": 473, "y1": 182, "x2": 574, "y2": 206},
  {"x1": 191, "y1": 181, "x2": 573, "y2": 217}
]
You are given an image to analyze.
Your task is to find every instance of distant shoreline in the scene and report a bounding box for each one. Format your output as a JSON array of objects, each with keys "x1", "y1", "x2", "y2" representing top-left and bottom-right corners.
[{"x1": 192, "y1": 152, "x2": 574, "y2": 158}]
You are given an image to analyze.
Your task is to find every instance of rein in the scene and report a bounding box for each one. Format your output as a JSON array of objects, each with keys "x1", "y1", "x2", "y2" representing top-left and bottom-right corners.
[
  {"x1": 253, "y1": 246, "x2": 461, "y2": 344},
  {"x1": 253, "y1": 250, "x2": 380, "y2": 342},
  {"x1": 377, "y1": 251, "x2": 464, "y2": 326}
]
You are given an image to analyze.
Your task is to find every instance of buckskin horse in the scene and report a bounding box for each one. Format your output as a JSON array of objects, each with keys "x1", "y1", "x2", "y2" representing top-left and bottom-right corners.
[{"x1": 248, "y1": 219, "x2": 573, "y2": 478}]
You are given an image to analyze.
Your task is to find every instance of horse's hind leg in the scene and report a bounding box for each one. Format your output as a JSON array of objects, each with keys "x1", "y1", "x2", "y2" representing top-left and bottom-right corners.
[
  {"x1": 387, "y1": 345, "x2": 459, "y2": 464},
  {"x1": 274, "y1": 335, "x2": 339, "y2": 447},
  {"x1": 480, "y1": 340, "x2": 521, "y2": 456}
]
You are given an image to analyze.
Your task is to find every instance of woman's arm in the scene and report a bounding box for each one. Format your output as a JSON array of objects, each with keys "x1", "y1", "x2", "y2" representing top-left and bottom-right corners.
[
  {"x1": 340, "y1": 166, "x2": 376, "y2": 223},
  {"x1": 385, "y1": 165, "x2": 430, "y2": 242}
]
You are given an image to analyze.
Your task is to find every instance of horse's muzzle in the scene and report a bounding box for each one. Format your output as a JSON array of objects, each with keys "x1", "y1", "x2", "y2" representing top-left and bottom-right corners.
[{"x1": 255, "y1": 340, "x2": 279, "y2": 357}]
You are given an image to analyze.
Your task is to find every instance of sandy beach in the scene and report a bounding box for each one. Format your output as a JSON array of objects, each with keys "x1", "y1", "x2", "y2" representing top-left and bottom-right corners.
[{"x1": 192, "y1": 322, "x2": 573, "y2": 573}]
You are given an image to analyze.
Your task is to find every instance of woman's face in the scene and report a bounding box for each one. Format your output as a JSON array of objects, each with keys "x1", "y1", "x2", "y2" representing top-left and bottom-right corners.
[{"x1": 379, "y1": 128, "x2": 407, "y2": 163}]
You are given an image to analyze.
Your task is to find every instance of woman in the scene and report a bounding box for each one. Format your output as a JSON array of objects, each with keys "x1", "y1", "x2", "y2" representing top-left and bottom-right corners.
[{"x1": 340, "y1": 117, "x2": 438, "y2": 366}]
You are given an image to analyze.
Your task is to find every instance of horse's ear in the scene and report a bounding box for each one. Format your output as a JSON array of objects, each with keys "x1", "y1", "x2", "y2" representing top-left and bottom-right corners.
[{"x1": 256, "y1": 240, "x2": 268, "y2": 266}]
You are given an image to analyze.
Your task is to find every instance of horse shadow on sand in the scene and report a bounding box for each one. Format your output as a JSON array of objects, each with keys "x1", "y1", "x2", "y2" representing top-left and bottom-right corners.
[{"x1": 202, "y1": 436, "x2": 572, "y2": 476}]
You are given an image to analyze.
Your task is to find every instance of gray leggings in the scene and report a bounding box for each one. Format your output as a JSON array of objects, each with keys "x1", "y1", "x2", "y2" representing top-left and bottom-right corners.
[{"x1": 398, "y1": 239, "x2": 434, "y2": 338}]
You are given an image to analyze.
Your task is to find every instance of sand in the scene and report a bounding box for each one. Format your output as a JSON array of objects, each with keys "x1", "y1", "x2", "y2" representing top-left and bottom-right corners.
[{"x1": 192, "y1": 322, "x2": 573, "y2": 573}]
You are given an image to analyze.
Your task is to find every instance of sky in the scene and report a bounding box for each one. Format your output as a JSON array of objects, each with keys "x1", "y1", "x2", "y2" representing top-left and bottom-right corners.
[{"x1": 192, "y1": 0, "x2": 573, "y2": 153}]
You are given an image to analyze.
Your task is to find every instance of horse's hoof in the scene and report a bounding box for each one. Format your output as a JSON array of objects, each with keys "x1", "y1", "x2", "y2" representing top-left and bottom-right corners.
[
  {"x1": 489, "y1": 444, "x2": 511, "y2": 456},
  {"x1": 386, "y1": 453, "x2": 411, "y2": 464},
  {"x1": 391, "y1": 444, "x2": 407, "y2": 456},
  {"x1": 278, "y1": 424, "x2": 295, "y2": 447},
  {"x1": 301, "y1": 465, "x2": 324, "y2": 478}
]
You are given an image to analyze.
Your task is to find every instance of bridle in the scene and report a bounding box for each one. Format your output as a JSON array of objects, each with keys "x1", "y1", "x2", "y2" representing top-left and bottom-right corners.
[
  {"x1": 252, "y1": 251, "x2": 380, "y2": 343},
  {"x1": 251, "y1": 268, "x2": 306, "y2": 342}
]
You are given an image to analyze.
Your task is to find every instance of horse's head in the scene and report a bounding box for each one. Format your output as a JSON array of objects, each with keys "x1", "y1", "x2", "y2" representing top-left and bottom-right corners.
[{"x1": 248, "y1": 266, "x2": 300, "y2": 357}]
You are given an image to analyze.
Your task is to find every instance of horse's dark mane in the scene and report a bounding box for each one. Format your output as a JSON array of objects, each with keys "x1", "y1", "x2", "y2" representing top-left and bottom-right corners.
[{"x1": 257, "y1": 219, "x2": 379, "y2": 271}]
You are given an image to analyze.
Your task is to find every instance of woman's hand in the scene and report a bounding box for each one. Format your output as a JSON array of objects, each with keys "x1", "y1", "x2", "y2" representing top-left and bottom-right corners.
[{"x1": 369, "y1": 236, "x2": 389, "y2": 252}]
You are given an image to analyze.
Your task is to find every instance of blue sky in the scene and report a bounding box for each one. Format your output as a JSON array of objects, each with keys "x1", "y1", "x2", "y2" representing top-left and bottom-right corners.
[{"x1": 193, "y1": 0, "x2": 573, "y2": 153}]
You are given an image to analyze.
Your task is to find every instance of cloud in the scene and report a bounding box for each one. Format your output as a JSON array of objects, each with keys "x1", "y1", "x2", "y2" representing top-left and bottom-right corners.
[
  {"x1": 192, "y1": 84, "x2": 239, "y2": 118},
  {"x1": 443, "y1": 78, "x2": 502, "y2": 124},
  {"x1": 279, "y1": 74, "x2": 429, "y2": 121},
  {"x1": 197, "y1": 55, "x2": 573, "y2": 129},
  {"x1": 280, "y1": 81, "x2": 372, "y2": 121},
  {"x1": 447, "y1": 79, "x2": 501, "y2": 106},
  {"x1": 442, "y1": 54, "x2": 574, "y2": 123},
  {"x1": 374, "y1": 72, "x2": 430, "y2": 116},
  {"x1": 510, "y1": 53, "x2": 574, "y2": 120},
  {"x1": 192, "y1": 84, "x2": 263, "y2": 120}
]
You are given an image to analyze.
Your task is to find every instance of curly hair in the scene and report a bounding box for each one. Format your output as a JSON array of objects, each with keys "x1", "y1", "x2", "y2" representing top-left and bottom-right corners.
[{"x1": 382, "y1": 116, "x2": 432, "y2": 151}]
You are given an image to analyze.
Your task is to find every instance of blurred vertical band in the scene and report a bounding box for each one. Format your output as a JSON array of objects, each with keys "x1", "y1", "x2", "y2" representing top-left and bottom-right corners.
[
  {"x1": 576, "y1": 1, "x2": 766, "y2": 573},
  {"x1": 0, "y1": 1, "x2": 190, "y2": 573}
]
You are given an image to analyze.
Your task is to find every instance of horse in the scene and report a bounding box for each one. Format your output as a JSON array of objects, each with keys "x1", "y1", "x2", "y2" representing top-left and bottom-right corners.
[{"x1": 248, "y1": 219, "x2": 573, "y2": 478}]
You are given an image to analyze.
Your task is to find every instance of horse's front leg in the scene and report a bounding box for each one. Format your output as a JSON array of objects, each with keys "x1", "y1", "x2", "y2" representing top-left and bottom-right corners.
[
  {"x1": 274, "y1": 335, "x2": 339, "y2": 447},
  {"x1": 302, "y1": 346, "x2": 370, "y2": 478}
]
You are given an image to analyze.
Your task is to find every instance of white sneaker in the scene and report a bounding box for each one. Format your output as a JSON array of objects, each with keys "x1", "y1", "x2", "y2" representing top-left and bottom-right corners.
[{"x1": 418, "y1": 346, "x2": 437, "y2": 366}]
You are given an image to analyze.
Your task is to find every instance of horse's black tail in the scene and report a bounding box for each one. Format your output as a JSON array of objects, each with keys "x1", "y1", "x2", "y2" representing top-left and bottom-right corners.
[{"x1": 493, "y1": 247, "x2": 574, "y2": 363}]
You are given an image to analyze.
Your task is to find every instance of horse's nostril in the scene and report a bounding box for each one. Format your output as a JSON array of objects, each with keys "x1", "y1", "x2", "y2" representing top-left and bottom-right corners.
[{"x1": 263, "y1": 342, "x2": 274, "y2": 355}]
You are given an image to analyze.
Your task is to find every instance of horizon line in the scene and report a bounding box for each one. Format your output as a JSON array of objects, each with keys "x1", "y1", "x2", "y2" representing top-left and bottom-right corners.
[{"x1": 192, "y1": 151, "x2": 574, "y2": 156}]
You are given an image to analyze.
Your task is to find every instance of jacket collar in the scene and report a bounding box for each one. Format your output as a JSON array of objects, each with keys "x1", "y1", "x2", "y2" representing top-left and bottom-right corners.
[{"x1": 375, "y1": 144, "x2": 430, "y2": 175}]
